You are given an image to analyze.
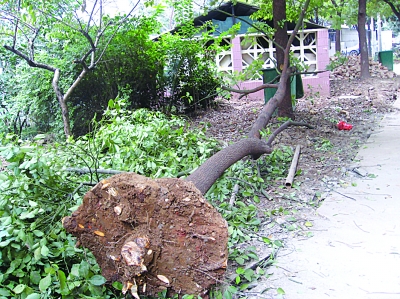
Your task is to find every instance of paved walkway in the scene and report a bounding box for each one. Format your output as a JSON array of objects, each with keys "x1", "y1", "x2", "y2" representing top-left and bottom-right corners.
[{"x1": 265, "y1": 99, "x2": 400, "y2": 298}]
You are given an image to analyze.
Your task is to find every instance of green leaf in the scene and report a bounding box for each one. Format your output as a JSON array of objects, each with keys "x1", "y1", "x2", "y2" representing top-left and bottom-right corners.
[
  {"x1": 13, "y1": 284, "x2": 26, "y2": 294},
  {"x1": 112, "y1": 281, "x2": 123, "y2": 290},
  {"x1": 88, "y1": 275, "x2": 106, "y2": 286},
  {"x1": 39, "y1": 274, "x2": 52, "y2": 292},
  {"x1": 70, "y1": 264, "x2": 80, "y2": 277},
  {"x1": 244, "y1": 269, "x2": 254, "y2": 281},
  {"x1": 235, "y1": 257, "x2": 245, "y2": 265},
  {"x1": 26, "y1": 294, "x2": 41, "y2": 299},
  {"x1": 223, "y1": 289, "x2": 232, "y2": 299},
  {"x1": 34, "y1": 247, "x2": 41, "y2": 260},
  {"x1": 262, "y1": 237, "x2": 271, "y2": 245},
  {"x1": 58, "y1": 270, "x2": 68, "y2": 295},
  {"x1": 33, "y1": 230, "x2": 44, "y2": 237},
  {"x1": 277, "y1": 287, "x2": 285, "y2": 294},
  {"x1": 30, "y1": 271, "x2": 41, "y2": 284},
  {"x1": 0, "y1": 288, "x2": 11, "y2": 296},
  {"x1": 79, "y1": 260, "x2": 90, "y2": 278},
  {"x1": 304, "y1": 221, "x2": 313, "y2": 227},
  {"x1": 41, "y1": 245, "x2": 49, "y2": 257}
]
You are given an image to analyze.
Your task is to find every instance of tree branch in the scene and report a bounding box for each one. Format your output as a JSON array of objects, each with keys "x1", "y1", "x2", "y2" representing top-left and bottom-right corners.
[
  {"x1": 66, "y1": 167, "x2": 125, "y2": 175},
  {"x1": 86, "y1": 0, "x2": 99, "y2": 33},
  {"x1": 63, "y1": 68, "x2": 88, "y2": 102},
  {"x1": 12, "y1": 0, "x2": 21, "y2": 48},
  {"x1": 52, "y1": 69, "x2": 63, "y2": 100},
  {"x1": 222, "y1": 83, "x2": 279, "y2": 98},
  {"x1": 94, "y1": 0, "x2": 141, "y2": 65},
  {"x1": 3, "y1": 45, "x2": 56, "y2": 71},
  {"x1": 247, "y1": 0, "x2": 311, "y2": 139},
  {"x1": 185, "y1": 138, "x2": 272, "y2": 195},
  {"x1": 381, "y1": 0, "x2": 400, "y2": 21}
]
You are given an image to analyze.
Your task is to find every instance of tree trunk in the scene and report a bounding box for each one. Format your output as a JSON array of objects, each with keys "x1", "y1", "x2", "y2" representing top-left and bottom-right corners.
[
  {"x1": 185, "y1": 138, "x2": 272, "y2": 194},
  {"x1": 273, "y1": 0, "x2": 293, "y2": 119},
  {"x1": 52, "y1": 69, "x2": 72, "y2": 137},
  {"x1": 335, "y1": 29, "x2": 341, "y2": 53},
  {"x1": 358, "y1": 0, "x2": 370, "y2": 79}
]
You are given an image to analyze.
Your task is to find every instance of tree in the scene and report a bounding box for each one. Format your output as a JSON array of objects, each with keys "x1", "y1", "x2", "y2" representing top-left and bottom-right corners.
[
  {"x1": 63, "y1": 1, "x2": 312, "y2": 298},
  {"x1": 1, "y1": 0, "x2": 137, "y2": 137},
  {"x1": 273, "y1": 0, "x2": 293, "y2": 119},
  {"x1": 330, "y1": 0, "x2": 346, "y2": 52},
  {"x1": 358, "y1": 0, "x2": 371, "y2": 78}
]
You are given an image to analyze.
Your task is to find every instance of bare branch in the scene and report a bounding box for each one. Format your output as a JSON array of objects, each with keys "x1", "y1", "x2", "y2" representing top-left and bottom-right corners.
[
  {"x1": 12, "y1": 0, "x2": 21, "y2": 48},
  {"x1": 37, "y1": 8, "x2": 80, "y2": 32},
  {"x1": 95, "y1": 0, "x2": 141, "y2": 65},
  {"x1": 66, "y1": 167, "x2": 125, "y2": 175},
  {"x1": 52, "y1": 69, "x2": 63, "y2": 100},
  {"x1": 283, "y1": 0, "x2": 311, "y2": 73},
  {"x1": 86, "y1": 0, "x2": 99, "y2": 33},
  {"x1": 222, "y1": 83, "x2": 279, "y2": 99},
  {"x1": 63, "y1": 68, "x2": 88, "y2": 102},
  {"x1": 28, "y1": 27, "x2": 41, "y2": 61},
  {"x1": 3, "y1": 45, "x2": 56, "y2": 71}
]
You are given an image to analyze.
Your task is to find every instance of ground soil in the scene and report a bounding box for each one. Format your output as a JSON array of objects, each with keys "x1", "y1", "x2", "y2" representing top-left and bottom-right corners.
[
  {"x1": 191, "y1": 77, "x2": 400, "y2": 207},
  {"x1": 189, "y1": 76, "x2": 400, "y2": 296},
  {"x1": 62, "y1": 76, "x2": 400, "y2": 298}
]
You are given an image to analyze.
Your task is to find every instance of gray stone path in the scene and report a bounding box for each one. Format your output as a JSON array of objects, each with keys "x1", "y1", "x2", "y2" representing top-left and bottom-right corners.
[{"x1": 262, "y1": 99, "x2": 400, "y2": 298}]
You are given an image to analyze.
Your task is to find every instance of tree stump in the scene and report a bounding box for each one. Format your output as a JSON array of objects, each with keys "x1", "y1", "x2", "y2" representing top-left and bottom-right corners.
[{"x1": 62, "y1": 173, "x2": 228, "y2": 298}]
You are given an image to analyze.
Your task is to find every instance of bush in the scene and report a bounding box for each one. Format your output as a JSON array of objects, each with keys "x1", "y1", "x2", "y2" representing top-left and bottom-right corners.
[{"x1": 71, "y1": 18, "x2": 224, "y2": 136}]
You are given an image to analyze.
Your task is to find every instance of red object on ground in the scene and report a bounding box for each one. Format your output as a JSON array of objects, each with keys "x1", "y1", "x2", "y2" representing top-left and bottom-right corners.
[{"x1": 337, "y1": 121, "x2": 353, "y2": 130}]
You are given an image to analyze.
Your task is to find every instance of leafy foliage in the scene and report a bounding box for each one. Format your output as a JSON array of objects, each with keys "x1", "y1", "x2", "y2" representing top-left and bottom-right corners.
[
  {"x1": 0, "y1": 98, "x2": 294, "y2": 298},
  {"x1": 0, "y1": 100, "x2": 222, "y2": 298}
]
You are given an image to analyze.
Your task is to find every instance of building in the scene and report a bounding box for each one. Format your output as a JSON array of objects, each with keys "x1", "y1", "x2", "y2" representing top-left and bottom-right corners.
[{"x1": 191, "y1": 1, "x2": 330, "y2": 99}]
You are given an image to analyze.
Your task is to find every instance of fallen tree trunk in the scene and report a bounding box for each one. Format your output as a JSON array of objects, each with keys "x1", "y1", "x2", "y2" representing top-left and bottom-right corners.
[{"x1": 62, "y1": 1, "x2": 312, "y2": 298}]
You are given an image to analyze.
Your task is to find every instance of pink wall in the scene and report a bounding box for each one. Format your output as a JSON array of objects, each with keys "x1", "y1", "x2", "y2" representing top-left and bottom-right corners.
[{"x1": 232, "y1": 29, "x2": 330, "y2": 101}]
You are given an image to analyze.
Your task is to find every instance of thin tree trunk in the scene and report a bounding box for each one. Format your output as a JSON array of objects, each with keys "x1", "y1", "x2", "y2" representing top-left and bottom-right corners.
[
  {"x1": 335, "y1": 29, "x2": 341, "y2": 52},
  {"x1": 52, "y1": 69, "x2": 72, "y2": 137},
  {"x1": 358, "y1": 0, "x2": 370, "y2": 78},
  {"x1": 273, "y1": 0, "x2": 293, "y2": 119}
]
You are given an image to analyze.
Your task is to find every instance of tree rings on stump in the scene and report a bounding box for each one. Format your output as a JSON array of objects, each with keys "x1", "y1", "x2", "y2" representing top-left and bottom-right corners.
[{"x1": 62, "y1": 172, "x2": 228, "y2": 297}]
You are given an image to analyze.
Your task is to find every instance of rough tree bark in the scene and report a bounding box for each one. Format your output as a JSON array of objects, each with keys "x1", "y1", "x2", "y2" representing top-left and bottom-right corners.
[
  {"x1": 62, "y1": 0, "x2": 311, "y2": 297},
  {"x1": 274, "y1": 0, "x2": 294, "y2": 119},
  {"x1": 358, "y1": 0, "x2": 371, "y2": 79}
]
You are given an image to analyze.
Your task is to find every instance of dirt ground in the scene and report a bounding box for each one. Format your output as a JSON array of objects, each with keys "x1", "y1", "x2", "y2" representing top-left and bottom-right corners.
[
  {"x1": 190, "y1": 76, "x2": 400, "y2": 295},
  {"x1": 62, "y1": 75, "x2": 400, "y2": 298},
  {"x1": 191, "y1": 76, "x2": 400, "y2": 203}
]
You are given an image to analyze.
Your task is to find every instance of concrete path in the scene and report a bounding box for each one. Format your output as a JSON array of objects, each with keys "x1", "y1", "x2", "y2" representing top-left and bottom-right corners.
[{"x1": 266, "y1": 99, "x2": 400, "y2": 298}]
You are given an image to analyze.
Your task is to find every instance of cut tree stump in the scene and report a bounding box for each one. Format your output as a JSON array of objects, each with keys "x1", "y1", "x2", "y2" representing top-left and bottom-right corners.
[{"x1": 62, "y1": 172, "x2": 228, "y2": 298}]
